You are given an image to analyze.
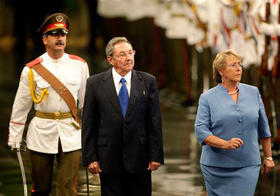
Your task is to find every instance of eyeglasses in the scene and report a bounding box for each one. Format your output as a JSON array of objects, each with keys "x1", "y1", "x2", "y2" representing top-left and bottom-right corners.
[
  {"x1": 114, "y1": 50, "x2": 136, "y2": 59},
  {"x1": 228, "y1": 63, "x2": 243, "y2": 69}
]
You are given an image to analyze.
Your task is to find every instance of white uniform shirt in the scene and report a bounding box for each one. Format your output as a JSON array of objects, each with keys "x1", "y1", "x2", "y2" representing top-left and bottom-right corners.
[{"x1": 8, "y1": 52, "x2": 89, "y2": 153}]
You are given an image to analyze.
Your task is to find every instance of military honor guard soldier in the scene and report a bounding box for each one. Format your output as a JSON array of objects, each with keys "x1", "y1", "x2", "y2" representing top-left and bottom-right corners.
[{"x1": 8, "y1": 13, "x2": 89, "y2": 196}]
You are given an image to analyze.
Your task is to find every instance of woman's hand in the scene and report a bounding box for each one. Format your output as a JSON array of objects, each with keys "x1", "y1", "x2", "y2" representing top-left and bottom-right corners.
[
  {"x1": 261, "y1": 159, "x2": 275, "y2": 174},
  {"x1": 223, "y1": 138, "x2": 244, "y2": 150},
  {"x1": 260, "y1": 137, "x2": 274, "y2": 174},
  {"x1": 204, "y1": 135, "x2": 243, "y2": 150}
]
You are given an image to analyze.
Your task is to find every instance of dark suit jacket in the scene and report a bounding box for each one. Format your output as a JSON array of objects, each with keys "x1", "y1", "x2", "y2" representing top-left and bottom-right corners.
[{"x1": 82, "y1": 68, "x2": 164, "y2": 173}]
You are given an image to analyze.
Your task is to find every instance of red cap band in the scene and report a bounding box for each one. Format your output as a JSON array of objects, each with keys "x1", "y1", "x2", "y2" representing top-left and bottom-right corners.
[{"x1": 43, "y1": 23, "x2": 67, "y2": 34}]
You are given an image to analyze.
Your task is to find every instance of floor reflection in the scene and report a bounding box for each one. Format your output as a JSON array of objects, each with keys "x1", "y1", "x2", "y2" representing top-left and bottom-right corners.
[{"x1": 152, "y1": 158, "x2": 205, "y2": 196}]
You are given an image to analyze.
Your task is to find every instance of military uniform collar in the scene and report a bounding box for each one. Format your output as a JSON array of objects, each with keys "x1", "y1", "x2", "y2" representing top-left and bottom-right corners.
[{"x1": 44, "y1": 52, "x2": 66, "y2": 64}]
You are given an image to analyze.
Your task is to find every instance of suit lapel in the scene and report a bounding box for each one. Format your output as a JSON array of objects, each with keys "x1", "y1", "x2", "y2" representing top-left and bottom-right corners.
[
  {"x1": 102, "y1": 69, "x2": 142, "y2": 119},
  {"x1": 102, "y1": 68, "x2": 123, "y2": 118},
  {"x1": 125, "y1": 70, "x2": 141, "y2": 118}
]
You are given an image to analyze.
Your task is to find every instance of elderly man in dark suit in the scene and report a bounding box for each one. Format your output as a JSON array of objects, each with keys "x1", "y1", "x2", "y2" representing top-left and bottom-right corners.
[{"x1": 82, "y1": 37, "x2": 164, "y2": 196}]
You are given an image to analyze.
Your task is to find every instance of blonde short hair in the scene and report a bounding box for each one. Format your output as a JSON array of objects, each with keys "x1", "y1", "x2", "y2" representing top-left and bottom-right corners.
[{"x1": 213, "y1": 49, "x2": 242, "y2": 83}]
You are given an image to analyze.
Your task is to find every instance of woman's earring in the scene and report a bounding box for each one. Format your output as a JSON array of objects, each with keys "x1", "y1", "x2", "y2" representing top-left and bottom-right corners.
[{"x1": 221, "y1": 74, "x2": 225, "y2": 82}]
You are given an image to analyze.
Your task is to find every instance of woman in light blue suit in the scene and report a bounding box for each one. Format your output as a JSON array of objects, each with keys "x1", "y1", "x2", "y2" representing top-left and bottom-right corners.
[{"x1": 195, "y1": 49, "x2": 275, "y2": 196}]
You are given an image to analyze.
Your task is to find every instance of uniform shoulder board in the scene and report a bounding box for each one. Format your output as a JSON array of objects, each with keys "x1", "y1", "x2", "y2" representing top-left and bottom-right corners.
[
  {"x1": 26, "y1": 57, "x2": 43, "y2": 68},
  {"x1": 69, "y1": 54, "x2": 86, "y2": 63}
]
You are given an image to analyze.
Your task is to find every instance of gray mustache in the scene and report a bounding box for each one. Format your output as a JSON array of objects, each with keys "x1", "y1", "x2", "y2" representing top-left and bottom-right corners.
[{"x1": 55, "y1": 41, "x2": 64, "y2": 45}]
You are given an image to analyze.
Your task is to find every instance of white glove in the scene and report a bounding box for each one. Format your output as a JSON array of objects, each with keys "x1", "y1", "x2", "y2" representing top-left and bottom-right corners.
[{"x1": 8, "y1": 142, "x2": 21, "y2": 151}]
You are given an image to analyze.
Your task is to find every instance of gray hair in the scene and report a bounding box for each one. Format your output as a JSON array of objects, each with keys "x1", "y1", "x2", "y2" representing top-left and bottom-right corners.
[
  {"x1": 105, "y1": 37, "x2": 132, "y2": 56},
  {"x1": 213, "y1": 49, "x2": 242, "y2": 84}
]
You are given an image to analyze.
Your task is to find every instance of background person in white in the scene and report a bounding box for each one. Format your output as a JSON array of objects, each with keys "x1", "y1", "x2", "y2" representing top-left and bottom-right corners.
[{"x1": 7, "y1": 13, "x2": 89, "y2": 196}]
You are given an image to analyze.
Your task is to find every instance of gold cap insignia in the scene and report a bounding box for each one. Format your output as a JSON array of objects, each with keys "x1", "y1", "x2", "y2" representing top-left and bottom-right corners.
[{"x1": 56, "y1": 15, "x2": 64, "y2": 22}]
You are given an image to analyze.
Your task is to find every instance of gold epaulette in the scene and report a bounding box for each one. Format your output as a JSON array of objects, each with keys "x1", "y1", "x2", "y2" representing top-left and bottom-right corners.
[
  {"x1": 26, "y1": 57, "x2": 43, "y2": 68},
  {"x1": 69, "y1": 54, "x2": 86, "y2": 63}
]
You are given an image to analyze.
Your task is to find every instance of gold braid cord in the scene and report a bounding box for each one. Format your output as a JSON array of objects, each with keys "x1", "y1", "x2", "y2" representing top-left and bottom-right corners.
[{"x1": 28, "y1": 69, "x2": 48, "y2": 104}]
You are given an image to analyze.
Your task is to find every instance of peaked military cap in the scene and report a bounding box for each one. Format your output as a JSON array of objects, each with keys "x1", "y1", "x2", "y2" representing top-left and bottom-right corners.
[{"x1": 38, "y1": 13, "x2": 70, "y2": 34}]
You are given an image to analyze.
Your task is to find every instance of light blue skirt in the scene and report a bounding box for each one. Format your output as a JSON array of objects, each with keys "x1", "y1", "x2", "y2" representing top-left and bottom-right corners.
[{"x1": 201, "y1": 164, "x2": 260, "y2": 196}]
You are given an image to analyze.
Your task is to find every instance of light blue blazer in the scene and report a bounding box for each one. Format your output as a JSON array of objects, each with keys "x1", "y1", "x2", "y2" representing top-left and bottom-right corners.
[{"x1": 195, "y1": 83, "x2": 271, "y2": 168}]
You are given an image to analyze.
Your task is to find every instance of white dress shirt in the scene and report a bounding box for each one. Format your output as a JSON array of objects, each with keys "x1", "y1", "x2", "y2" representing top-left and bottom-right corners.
[{"x1": 112, "y1": 68, "x2": 131, "y2": 97}]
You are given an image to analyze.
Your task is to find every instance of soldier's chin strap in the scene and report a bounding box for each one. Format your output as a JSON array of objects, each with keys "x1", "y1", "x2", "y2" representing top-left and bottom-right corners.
[{"x1": 12, "y1": 140, "x2": 28, "y2": 196}]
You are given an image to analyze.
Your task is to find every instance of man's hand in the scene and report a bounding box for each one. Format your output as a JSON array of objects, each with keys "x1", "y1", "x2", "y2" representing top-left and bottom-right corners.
[
  {"x1": 147, "y1": 161, "x2": 161, "y2": 171},
  {"x1": 261, "y1": 159, "x2": 275, "y2": 174},
  {"x1": 88, "y1": 161, "x2": 102, "y2": 174}
]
